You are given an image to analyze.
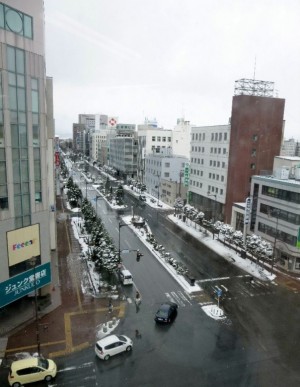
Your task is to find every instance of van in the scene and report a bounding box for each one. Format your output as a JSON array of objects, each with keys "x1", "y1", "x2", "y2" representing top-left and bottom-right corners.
[
  {"x1": 120, "y1": 269, "x2": 133, "y2": 285},
  {"x1": 8, "y1": 357, "x2": 57, "y2": 386}
]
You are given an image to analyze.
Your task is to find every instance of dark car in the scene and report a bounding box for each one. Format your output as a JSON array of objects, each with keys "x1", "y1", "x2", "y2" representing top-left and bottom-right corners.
[
  {"x1": 154, "y1": 302, "x2": 178, "y2": 323},
  {"x1": 139, "y1": 195, "x2": 146, "y2": 201}
]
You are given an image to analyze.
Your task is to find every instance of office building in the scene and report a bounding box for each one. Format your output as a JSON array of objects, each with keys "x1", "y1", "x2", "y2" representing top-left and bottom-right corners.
[{"x1": 0, "y1": 1, "x2": 55, "y2": 309}]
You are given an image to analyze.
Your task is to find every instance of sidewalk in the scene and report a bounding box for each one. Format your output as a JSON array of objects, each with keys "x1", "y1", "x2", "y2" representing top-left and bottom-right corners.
[{"x1": 2, "y1": 194, "x2": 124, "y2": 362}]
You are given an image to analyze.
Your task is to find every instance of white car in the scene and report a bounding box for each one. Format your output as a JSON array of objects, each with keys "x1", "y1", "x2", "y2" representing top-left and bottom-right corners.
[{"x1": 95, "y1": 334, "x2": 133, "y2": 360}]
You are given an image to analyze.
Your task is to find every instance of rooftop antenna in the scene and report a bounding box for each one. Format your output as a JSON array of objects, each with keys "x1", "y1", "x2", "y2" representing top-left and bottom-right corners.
[{"x1": 253, "y1": 56, "x2": 256, "y2": 80}]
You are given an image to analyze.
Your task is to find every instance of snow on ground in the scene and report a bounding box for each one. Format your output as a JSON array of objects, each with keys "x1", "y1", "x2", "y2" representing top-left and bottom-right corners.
[
  {"x1": 168, "y1": 214, "x2": 276, "y2": 282},
  {"x1": 95, "y1": 318, "x2": 120, "y2": 340},
  {"x1": 121, "y1": 215, "x2": 201, "y2": 294},
  {"x1": 123, "y1": 185, "x2": 173, "y2": 210},
  {"x1": 201, "y1": 305, "x2": 227, "y2": 321}
]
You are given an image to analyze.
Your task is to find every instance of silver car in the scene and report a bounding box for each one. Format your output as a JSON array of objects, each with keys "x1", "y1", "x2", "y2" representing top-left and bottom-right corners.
[{"x1": 95, "y1": 334, "x2": 133, "y2": 360}]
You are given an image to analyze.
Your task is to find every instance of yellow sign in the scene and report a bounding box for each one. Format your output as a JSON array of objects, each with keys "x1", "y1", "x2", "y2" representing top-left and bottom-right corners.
[{"x1": 7, "y1": 224, "x2": 40, "y2": 266}]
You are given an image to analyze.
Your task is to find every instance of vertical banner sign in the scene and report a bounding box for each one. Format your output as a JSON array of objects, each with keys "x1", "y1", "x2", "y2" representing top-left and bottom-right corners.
[
  {"x1": 244, "y1": 197, "x2": 252, "y2": 224},
  {"x1": 55, "y1": 151, "x2": 60, "y2": 167},
  {"x1": 297, "y1": 227, "x2": 300, "y2": 248},
  {"x1": 184, "y1": 163, "x2": 190, "y2": 187}
]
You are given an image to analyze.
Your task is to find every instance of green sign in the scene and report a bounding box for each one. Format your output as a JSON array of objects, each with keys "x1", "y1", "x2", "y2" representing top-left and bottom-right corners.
[
  {"x1": 184, "y1": 163, "x2": 190, "y2": 187},
  {"x1": 297, "y1": 227, "x2": 300, "y2": 248},
  {"x1": 0, "y1": 262, "x2": 51, "y2": 308}
]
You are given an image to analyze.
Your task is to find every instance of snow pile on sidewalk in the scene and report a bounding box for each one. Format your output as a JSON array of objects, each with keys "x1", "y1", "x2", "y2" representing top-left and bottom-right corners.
[{"x1": 168, "y1": 215, "x2": 275, "y2": 282}]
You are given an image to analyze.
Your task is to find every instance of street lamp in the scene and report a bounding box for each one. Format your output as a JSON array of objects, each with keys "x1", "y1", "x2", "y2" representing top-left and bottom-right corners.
[
  {"x1": 207, "y1": 191, "x2": 217, "y2": 222},
  {"x1": 29, "y1": 257, "x2": 41, "y2": 356},
  {"x1": 95, "y1": 195, "x2": 103, "y2": 214},
  {"x1": 155, "y1": 173, "x2": 161, "y2": 206},
  {"x1": 118, "y1": 221, "x2": 130, "y2": 263},
  {"x1": 80, "y1": 176, "x2": 88, "y2": 198}
]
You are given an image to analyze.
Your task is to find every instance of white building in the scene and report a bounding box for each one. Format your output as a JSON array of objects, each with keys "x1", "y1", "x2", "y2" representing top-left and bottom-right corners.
[
  {"x1": 249, "y1": 158, "x2": 300, "y2": 273},
  {"x1": 144, "y1": 149, "x2": 188, "y2": 205},
  {"x1": 172, "y1": 118, "x2": 192, "y2": 158},
  {"x1": 0, "y1": 1, "x2": 55, "y2": 309},
  {"x1": 189, "y1": 124, "x2": 230, "y2": 220},
  {"x1": 137, "y1": 125, "x2": 172, "y2": 182},
  {"x1": 280, "y1": 138, "x2": 300, "y2": 157}
]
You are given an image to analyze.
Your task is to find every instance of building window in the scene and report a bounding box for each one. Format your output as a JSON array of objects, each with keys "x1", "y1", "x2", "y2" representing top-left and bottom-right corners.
[
  {"x1": 221, "y1": 176, "x2": 224, "y2": 182},
  {"x1": 165, "y1": 162, "x2": 170, "y2": 167},
  {"x1": 219, "y1": 133, "x2": 222, "y2": 141},
  {"x1": 224, "y1": 133, "x2": 227, "y2": 141},
  {"x1": 211, "y1": 133, "x2": 214, "y2": 141},
  {"x1": 168, "y1": 137, "x2": 171, "y2": 142},
  {"x1": 223, "y1": 148, "x2": 226, "y2": 154},
  {"x1": 222, "y1": 162, "x2": 225, "y2": 168},
  {"x1": 252, "y1": 134, "x2": 258, "y2": 142},
  {"x1": 251, "y1": 149, "x2": 256, "y2": 157},
  {"x1": 152, "y1": 136, "x2": 155, "y2": 141},
  {"x1": 0, "y1": 3, "x2": 33, "y2": 39},
  {"x1": 8, "y1": 46, "x2": 31, "y2": 226},
  {"x1": 203, "y1": 133, "x2": 205, "y2": 141},
  {"x1": 164, "y1": 172, "x2": 169, "y2": 178},
  {"x1": 220, "y1": 189, "x2": 223, "y2": 195},
  {"x1": 157, "y1": 136, "x2": 161, "y2": 141},
  {"x1": 0, "y1": 148, "x2": 8, "y2": 209},
  {"x1": 162, "y1": 137, "x2": 166, "y2": 142},
  {"x1": 251, "y1": 163, "x2": 256, "y2": 169}
]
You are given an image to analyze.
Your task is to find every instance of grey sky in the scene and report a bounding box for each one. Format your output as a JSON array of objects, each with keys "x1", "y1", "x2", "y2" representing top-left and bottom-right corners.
[{"x1": 44, "y1": 0, "x2": 300, "y2": 139}]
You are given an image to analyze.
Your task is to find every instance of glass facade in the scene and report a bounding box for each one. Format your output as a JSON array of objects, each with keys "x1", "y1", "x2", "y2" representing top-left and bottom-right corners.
[
  {"x1": 31, "y1": 77, "x2": 42, "y2": 202},
  {"x1": 0, "y1": 3, "x2": 33, "y2": 39},
  {"x1": 7, "y1": 46, "x2": 31, "y2": 227}
]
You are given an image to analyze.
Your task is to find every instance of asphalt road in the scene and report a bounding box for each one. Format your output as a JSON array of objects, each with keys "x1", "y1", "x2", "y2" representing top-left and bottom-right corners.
[{"x1": 2, "y1": 170, "x2": 297, "y2": 386}]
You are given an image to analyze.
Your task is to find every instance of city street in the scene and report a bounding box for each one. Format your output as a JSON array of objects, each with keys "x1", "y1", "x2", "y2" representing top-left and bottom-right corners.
[{"x1": 1, "y1": 175, "x2": 299, "y2": 387}]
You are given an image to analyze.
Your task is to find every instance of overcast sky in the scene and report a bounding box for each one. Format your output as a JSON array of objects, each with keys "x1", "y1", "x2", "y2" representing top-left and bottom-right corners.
[{"x1": 44, "y1": 0, "x2": 300, "y2": 139}]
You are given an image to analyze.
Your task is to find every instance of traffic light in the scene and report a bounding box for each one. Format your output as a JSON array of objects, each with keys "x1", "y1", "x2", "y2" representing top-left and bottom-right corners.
[{"x1": 136, "y1": 250, "x2": 143, "y2": 262}]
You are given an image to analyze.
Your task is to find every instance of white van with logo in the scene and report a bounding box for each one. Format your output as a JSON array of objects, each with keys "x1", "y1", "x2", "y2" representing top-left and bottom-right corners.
[{"x1": 120, "y1": 269, "x2": 133, "y2": 285}]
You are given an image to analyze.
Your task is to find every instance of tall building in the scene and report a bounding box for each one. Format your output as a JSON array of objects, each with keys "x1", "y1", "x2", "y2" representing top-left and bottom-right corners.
[
  {"x1": 137, "y1": 122, "x2": 172, "y2": 183},
  {"x1": 188, "y1": 79, "x2": 285, "y2": 224},
  {"x1": 225, "y1": 87, "x2": 285, "y2": 222},
  {"x1": 109, "y1": 125, "x2": 138, "y2": 179},
  {"x1": 280, "y1": 138, "x2": 300, "y2": 157},
  {"x1": 189, "y1": 124, "x2": 230, "y2": 220},
  {"x1": 72, "y1": 123, "x2": 85, "y2": 153},
  {"x1": 0, "y1": 1, "x2": 55, "y2": 309}
]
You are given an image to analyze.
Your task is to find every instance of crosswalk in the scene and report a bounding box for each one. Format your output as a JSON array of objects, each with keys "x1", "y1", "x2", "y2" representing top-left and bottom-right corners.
[
  {"x1": 197, "y1": 275, "x2": 278, "y2": 302},
  {"x1": 126, "y1": 277, "x2": 278, "y2": 309},
  {"x1": 165, "y1": 290, "x2": 193, "y2": 307}
]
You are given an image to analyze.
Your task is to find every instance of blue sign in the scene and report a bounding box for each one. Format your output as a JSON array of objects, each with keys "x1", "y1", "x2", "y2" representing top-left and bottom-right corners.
[
  {"x1": 0, "y1": 262, "x2": 51, "y2": 308},
  {"x1": 217, "y1": 289, "x2": 222, "y2": 297}
]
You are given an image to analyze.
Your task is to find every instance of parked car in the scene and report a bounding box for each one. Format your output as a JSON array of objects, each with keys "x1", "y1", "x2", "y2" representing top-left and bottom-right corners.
[
  {"x1": 154, "y1": 302, "x2": 178, "y2": 323},
  {"x1": 95, "y1": 334, "x2": 133, "y2": 360},
  {"x1": 139, "y1": 195, "x2": 146, "y2": 202},
  {"x1": 8, "y1": 357, "x2": 57, "y2": 386}
]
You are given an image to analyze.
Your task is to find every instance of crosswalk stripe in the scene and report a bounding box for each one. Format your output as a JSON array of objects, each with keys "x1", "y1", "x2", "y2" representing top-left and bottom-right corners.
[
  {"x1": 177, "y1": 291, "x2": 193, "y2": 305},
  {"x1": 165, "y1": 292, "x2": 185, "y2": 307}
]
